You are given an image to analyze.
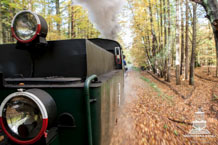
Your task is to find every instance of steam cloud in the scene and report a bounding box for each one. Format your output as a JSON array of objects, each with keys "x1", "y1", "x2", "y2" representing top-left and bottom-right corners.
[{"x1": 72, "y1": 0, "x2": 125, "y2": 40}]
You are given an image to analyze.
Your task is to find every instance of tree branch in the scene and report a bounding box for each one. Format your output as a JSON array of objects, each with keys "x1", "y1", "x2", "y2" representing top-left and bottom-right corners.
[
  {"x1": 168, "y1": 117, "x2": 192, "y2": 125},
  {"x1": 190, "y1": 0, "x2": 203, "y2": 5}
]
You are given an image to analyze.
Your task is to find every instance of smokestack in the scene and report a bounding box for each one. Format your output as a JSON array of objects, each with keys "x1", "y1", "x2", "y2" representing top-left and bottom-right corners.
[{"x1": 72, "y1": 0, "x2": 125, "y2": 40}]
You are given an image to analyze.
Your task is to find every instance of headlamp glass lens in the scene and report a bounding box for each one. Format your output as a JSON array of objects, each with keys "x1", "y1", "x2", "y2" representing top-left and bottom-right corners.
[
  {"x1": 13, "y1": 12, "x2": 37, "y2": 41},
  {"x1": 4, "y1": 96, "x2": 43, "y2": 139}
]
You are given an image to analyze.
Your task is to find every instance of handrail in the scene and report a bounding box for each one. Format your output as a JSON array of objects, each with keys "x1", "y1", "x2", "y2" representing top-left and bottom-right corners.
[{"x1": 84, "y1": 75, "x2": 97, "y2": 145}]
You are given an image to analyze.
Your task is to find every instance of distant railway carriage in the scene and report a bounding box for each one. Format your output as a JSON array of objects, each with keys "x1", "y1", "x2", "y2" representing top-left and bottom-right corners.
[{"x1": 0, "y1": 10, "x2": 124, "y2": 145}]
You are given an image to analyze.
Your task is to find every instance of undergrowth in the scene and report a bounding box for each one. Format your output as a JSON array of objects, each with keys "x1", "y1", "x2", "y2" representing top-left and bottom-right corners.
[
  {"x1": 212, "y1": 94, "x2": 218, "y2": 101},
  {"x1": 140, "y1": 76, "x2": 174, "y2": 104},
  {"x1": 132, "y1": 67, "x2": 141, "y2": 72}
]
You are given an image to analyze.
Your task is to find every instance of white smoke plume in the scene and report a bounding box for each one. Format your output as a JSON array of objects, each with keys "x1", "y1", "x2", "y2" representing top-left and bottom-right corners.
[{"x1": 72, "y1": 0, "x2": 125, "y2": 40}]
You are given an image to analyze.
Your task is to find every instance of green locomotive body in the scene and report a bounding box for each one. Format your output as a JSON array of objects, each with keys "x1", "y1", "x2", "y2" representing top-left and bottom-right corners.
[{"x1": 0, "y1": 70, "x2": 124, "y2": 145}]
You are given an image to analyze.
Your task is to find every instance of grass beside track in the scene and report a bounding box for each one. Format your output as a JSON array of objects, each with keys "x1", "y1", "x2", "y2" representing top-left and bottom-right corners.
[{"x1": 140, "y1": 76, "x2": 173, "y2": 104}]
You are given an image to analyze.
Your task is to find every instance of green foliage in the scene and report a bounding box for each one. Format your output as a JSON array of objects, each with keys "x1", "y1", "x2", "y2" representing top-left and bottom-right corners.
[
  {"x1": 140, "y1": 77, "x2": 161, "y2": 95},
  {"x1": 132, "y1": 66, "x2": 141, "y2": 72},
  {"x1": 163, "y1": 124, "x2": 168, "y2": 129},
  {"x1": 212, "y1": 94, "x2": 218, "y2": 101},
  {"x1": 140, "y1": 76, "x2": 173, "y2": 103},
  {"x1": 196, "y1": 24, "x2": 216, "y2": 66},
  {"x1": 174, "y1": 130, "x2": 178, "y2": 136}
]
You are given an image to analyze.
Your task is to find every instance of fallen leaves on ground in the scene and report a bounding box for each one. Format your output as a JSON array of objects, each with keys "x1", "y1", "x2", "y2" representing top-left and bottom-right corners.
[{"x1": 110, "y1": 68, "x2": 218, "y2": 145}]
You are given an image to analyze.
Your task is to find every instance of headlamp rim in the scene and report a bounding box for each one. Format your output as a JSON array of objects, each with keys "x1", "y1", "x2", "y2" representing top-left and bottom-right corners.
[
  {"x1": 0, "y1": 91, "x2": 48, "y2": 144},
  {"x1": 11, "y1": 10, "x2": 42, "y2": 43}
]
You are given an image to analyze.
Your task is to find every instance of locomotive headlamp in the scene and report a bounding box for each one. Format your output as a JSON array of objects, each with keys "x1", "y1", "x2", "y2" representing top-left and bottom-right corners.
[
  {"x1": 11, "y1": 10, "x2": 48, "y2": 43},
  {"x1": 0, "y1": 89, "x2": 56, "y2": 144}
]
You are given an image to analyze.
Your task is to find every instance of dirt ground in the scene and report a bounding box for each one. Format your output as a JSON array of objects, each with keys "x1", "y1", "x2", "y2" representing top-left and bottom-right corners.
[{"x1": 110, "y1": 67, "x2": 218, "y2": 145}]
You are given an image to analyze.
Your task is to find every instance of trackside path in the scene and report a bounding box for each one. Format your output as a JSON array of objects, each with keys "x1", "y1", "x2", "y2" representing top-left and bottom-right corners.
[{"x1": 110, "y1": 70, "x2": 218, "y2": 145}]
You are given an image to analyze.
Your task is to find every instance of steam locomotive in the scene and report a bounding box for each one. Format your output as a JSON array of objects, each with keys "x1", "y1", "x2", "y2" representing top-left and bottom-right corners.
[{"x1": 0, "y1": 10, "x2": 124, "y2": 145}]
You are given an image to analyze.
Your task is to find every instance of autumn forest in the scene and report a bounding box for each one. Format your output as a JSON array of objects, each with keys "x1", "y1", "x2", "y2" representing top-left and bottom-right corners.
[
  {"x1": 1, "y1": 0, "x2": 218, "y2": 144},
  {"x1": 0, "y1": 0, "x2": 217, "y2": 85}
]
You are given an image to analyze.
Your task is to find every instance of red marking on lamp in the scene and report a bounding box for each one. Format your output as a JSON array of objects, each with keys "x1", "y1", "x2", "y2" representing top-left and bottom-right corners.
[
  {"x1": 11, "y1": 24, "x2": 41, "y2": 43},
  {"x1": 0, "y1": 117, "x2": 48, "y2": 144},
  {"x1": 115, "y1": 55, "x2": 122, "y2": 64}
]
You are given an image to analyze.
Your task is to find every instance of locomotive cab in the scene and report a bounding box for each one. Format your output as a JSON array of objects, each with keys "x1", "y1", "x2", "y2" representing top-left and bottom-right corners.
[{"x1": 0, "y1": 11, "x2": 124, "y2": 145}]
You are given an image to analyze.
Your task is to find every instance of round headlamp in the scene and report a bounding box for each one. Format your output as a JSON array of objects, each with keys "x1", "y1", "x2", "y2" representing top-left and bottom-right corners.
[
  {"x1": 11, "y1": 10, "x2": 48, "y2": 43},
  {"x1": 0, "y1": 89, "x2": 56, "y2": 144}
]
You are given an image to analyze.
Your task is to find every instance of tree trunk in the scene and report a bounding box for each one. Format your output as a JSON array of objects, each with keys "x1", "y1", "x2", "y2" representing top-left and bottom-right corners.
[
  {"x1": 0, "y1": 1, "x2": 2, "y2": 44},
  {"x1": 213, "y1": 29, "x2": 218, "y2": 76},
  {"x1": 71, "y1": 6, "x2": 75, "y2": 38},
  {"x1": 156, "y1": 1, "x2": 160, "y2": 53},
  {"x1": 148, "y1": 0, "x2": 158, "y2": 74},
  {"x1": 175, "y1": 0, "x2": 181, "y2": 85},
  {"x1": 47, "y1": 0, "x2": 52, "y2": 40},
  {"x1": 163, "y1": 0, "x2": 167, "y2": 47},
  {"x1": 189, "y1": 3, "x2": 197, "y2": 85},
  {"x1": 180, "y1": 0, "x2": 185, "y2": 75},
  {"x1": 160, "y1": 0, "x2": 163, "y2": 51},
  {"x1": 56, "y1": 0, "x2": 61, "y2": 36},
  {"x1": 29, "y1": 0, "x2": 33, "y2": 11},
  {"x1": 166, "y1": 0, "x2": 171, "y2": 82},
  {"x1": 10, "y1": 0, "x2": 16, "y2": 43},
  {"x1": 185, "y1": 0, "x2": 189, "y2": 80},
  {"x1": 163, "y1": 0, "x2": 168, "y2": 80},
  {"x1": 22, "y1": 0, "x2": 26, "y2": 9}
]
